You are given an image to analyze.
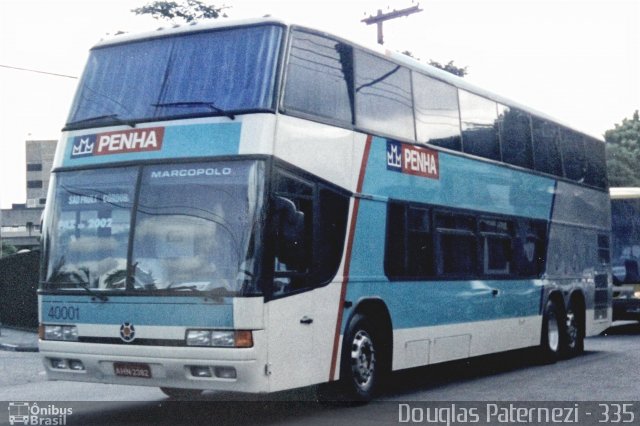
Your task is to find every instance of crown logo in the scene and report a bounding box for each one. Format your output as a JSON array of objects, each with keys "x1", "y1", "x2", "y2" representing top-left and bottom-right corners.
[{"x1": 72, "y1": 137, "x2": 95, "y2": 157}]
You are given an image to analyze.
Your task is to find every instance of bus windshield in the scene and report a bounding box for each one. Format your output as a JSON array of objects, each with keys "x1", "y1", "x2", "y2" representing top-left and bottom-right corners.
[
  {"x1": 611, "y1": 193, "x2": 640, "y2": 283},
  {"x1": 66, "y1": 24, "x2": 282, "y2": 128},
  {"x1": 42, "y1": 161, "x2": 265, "y2": 296}
]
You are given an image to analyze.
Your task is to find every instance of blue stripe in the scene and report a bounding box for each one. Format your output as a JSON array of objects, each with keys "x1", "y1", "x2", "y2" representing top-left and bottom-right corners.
[
  {"x1": 363, "y1": 137, "x2": 555, "y2": 220},
  {"x1": 62, "y1": 122, "x2": 242, "y2": 167},
  {"x1": 344, "y1": 278, "x2": 543, "y2": 330},
  {"x1": 40, "y1": 295, "x2": 234, "y2": 328}
]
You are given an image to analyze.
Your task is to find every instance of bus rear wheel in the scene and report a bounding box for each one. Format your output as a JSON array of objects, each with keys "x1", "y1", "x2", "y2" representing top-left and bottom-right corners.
[
  {"x1": 160, "y1": 387, "x2": 203, "y2": 399},
  {"x1": 539, "y1": 298, "x2": 563, "y2": 363},
  {"x1": 563, "y1": 299, "x2": 584, "y2": 358}
]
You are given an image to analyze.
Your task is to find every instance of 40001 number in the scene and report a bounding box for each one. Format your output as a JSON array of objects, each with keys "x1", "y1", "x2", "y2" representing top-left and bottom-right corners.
[{"x1": 47, "y1": 306, "x2": 80, "y2": 321}]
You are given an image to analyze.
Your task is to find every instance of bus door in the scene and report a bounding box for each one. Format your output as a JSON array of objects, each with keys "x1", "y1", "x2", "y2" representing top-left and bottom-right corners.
[
  {"x1": 265, "y1": 174, "x2": 318, "y2": 391},
  {"x1": 265, "y1": 289, "x2": 316, "y2": 391}
]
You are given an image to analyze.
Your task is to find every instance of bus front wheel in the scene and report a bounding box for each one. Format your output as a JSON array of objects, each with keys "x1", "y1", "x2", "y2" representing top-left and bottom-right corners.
[{"x1": 340, "y1": 314, "x2": 380, "y2": 402}]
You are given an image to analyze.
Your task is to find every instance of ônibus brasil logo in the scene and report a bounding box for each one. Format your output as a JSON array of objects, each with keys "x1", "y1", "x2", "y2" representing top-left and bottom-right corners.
[
  {"x1": 7, "y1": 402, "x2": 72, "y2": 425},
  {"x1": 70, "y1": 127, "x2": 165, "y2": 158}
]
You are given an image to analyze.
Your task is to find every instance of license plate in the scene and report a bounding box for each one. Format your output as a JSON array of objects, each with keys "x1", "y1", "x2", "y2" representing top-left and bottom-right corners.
[{"x1": 113, "y1": 362, "x2": 152, "y2": 378}]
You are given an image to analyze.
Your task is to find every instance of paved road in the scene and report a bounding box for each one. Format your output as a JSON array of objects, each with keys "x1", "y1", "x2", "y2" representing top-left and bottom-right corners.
[{"x1": 0, "y1": 322, "x2": 638, "y2": 425}]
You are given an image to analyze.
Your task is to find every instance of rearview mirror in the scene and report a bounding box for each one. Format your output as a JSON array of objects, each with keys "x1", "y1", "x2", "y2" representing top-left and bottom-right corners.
[{"x1": 273, "y1": 196, "x2": 306, "y2": 268}]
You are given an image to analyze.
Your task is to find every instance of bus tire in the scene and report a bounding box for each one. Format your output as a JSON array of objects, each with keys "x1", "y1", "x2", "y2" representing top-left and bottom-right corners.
[
  {"x1": 339, "y1": 313, "x2": 381, "y2": 403},
  {"x1": 159, "y1": 387, "x2": 203, "y2": 399},
  {"x1": 563, "y1": 299, "x2": 585, "y2": 358},
  {"x1": 539, "y1": 298, "x2": 563, "y2": 363}
]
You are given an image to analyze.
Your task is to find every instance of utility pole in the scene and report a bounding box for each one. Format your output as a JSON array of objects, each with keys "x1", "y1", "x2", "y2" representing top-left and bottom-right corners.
[{"x1": 361, "y1": 3, "x2": 423, "y2": 45}]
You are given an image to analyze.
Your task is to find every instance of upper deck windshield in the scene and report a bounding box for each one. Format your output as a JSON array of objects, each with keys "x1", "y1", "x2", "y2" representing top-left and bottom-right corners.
[
  {"x1": 42, "y1": 161, "x2": 265, "y2": 296},
  {"x1": 66, "y1": 24, "x2": 282, "y2": 129}
]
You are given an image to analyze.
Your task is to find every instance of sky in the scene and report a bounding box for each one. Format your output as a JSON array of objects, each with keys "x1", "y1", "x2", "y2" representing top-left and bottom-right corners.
[{"x1": 0, "y1": 0, "x2": 638, "y2": 208}]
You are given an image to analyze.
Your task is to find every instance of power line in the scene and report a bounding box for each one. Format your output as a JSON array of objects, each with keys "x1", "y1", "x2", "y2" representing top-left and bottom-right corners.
[{"x1": 0, "y1": 64, "x2": 78, "y2": 79}]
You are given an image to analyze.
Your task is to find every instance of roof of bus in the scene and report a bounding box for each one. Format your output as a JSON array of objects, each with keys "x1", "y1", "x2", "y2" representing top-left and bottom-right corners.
[
  {"x1": 93, "y1": 17, "x2": 604, "y2": 142},
  {"x1": 610, "y1": 187, "x2": 640, "y2": 199}
]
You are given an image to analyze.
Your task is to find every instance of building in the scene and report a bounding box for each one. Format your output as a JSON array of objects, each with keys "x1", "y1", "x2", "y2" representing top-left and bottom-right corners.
[
  {"x1": 1, "y1": 139, "x2": 57, "y2": 251},
  {"x1": 26, "y1": 139, "x2": 57, "y2": 208}
]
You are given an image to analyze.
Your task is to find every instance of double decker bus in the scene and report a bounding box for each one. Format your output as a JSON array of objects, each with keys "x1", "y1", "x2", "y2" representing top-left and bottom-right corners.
[
  {"x1": 610, "y1": 187, "x2": 640, "y2": 321},
  {"x1": 38, "y1": 18, "x2": 611, "y2": 401}
]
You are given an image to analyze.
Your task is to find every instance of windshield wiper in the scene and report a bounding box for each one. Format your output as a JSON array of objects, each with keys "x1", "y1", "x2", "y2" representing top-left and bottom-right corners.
[
  {"x1": 204, "y1": 286, "x2": 236, "y2": 297},
  {"x1": 66, "y1": 114, "x2": 135, "y2": 128},
  {"x1": 166, "y1": 284, "x2": 199, "y2": 291},
  {"x1": 165, "y1": 284, "x2": 236, "y2": 297},
  {"x1": 152, "y1": 102, "x2": 236, "y2": 120},
  {"x1": 44, "y1": 280, "x2": 109, "y2": 302},
  {"x1": 77, "y1": 282, "x2": 109, "y2": 302}
]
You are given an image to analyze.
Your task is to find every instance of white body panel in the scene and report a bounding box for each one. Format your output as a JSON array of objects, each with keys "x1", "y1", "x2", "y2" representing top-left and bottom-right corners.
[
  {"x1": 274, "y1": 115, "x2": 356, "y2": 191},
  {"x1": 392, "y1": 316, "x2": 541, "y2": 371},
  {"x1": 586, "y1": 308, "x2": 612, "y2": 336}
]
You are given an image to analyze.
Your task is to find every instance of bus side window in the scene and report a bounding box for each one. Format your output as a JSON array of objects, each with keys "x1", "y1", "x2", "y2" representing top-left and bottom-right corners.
[
  {"x1": 498, "y1": 106, "x2": 533, "y2": 170},
  {"x1": 272, "y1": 173, "x2": 313, "y2": 294},
  {"x1": 315, "y1": 186, "x2": 349, "y2": 284},
  {"x1": 531, "y1": 117, "x2": 563, "y2": 178},
  {"x1": 514, "y1": 220, "x2": 547, "y2": 277},
  {"x1": 480, "y1": 218, "x2": 514, "y2": 275},
  {"x1": 283, "y1": 30, "x2": 354, "y2": 126},
  {"x1": 560, "y1": 129, "x2": 586, "y2": 183},
  {"x1": 435, "y1": 212, "x2": 478, "y2": 276},
  {"x1": 271, "y1": 173, "x2": 350, "y2": 296},
  {"x1": 459, "y1": 90, "x2": 501, "y2": 162},
  {"x1": 384, "y1": 201, "x2": 435, "y2": 280}
]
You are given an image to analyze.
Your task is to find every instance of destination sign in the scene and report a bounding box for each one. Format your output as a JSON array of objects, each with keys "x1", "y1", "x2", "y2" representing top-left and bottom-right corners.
[{"x1": 70, "y1": 127, "x2": 165, "y2": 158}]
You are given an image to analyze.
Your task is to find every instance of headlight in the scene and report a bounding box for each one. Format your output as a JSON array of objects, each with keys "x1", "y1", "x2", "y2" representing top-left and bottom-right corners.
[
  {"x1": 43, "y1": 325, "x2": 78, "y2": 341},
  {"x1": 186, "y1": 330, "x2": 212, "y2": 346},
  {"x1": 186, "y1": 330, "x2": 253, "y2": 348},
  {"x1": 211, "y1": 330, "x2": 235, "y2": 347},
  {"x1": 634, "y1": 291, "x2": 640, "y2": 299}
]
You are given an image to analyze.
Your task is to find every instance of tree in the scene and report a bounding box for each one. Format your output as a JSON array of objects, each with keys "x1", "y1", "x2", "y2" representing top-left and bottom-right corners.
[
  {"x1": 605, "y1": 111, "x2": 640, "y2": 187},
  {"x1": 132, "y1": 0, "x2": 230, "y2": 23},
  {"x1": 400, "y1": 51, "x2": 468, "y2": 77},
  {"x1": 427, "y1": 60, "x2": 468, "y2": 78}
]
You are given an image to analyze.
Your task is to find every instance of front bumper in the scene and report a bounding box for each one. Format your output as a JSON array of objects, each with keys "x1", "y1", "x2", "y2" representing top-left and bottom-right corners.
[{"x1": 39, "y1": 330, "x2": 269, "y2": 393}]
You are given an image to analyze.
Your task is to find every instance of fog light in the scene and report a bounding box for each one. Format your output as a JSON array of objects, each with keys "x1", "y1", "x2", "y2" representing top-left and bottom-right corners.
[
  {"x1": 189, "y1": 366, "x2": 212, "y2": 378},
  {"x1": 50, "y1": 358, "x2": 68, "y2": 369},
  {"x1": 69, "y1": 359, "x2": 85, "y2": 371},
  {"x1": 214, "y1": 366, "x2": 237, "y2": 379}
]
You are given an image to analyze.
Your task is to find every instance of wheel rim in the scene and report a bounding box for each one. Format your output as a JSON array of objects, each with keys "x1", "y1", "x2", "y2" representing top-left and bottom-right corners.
[
  {"x1": 565, "y1": 309, "x2": 578, "y2": 349},
  {"x1": 547, "y1": 309, "x2": 560, "y2": 352},
  {"x1": 350, "y1": 329, "x2": 376, "y2": 391}
]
